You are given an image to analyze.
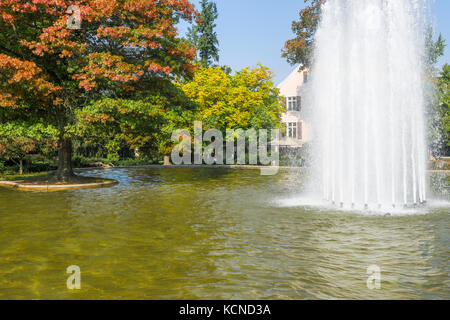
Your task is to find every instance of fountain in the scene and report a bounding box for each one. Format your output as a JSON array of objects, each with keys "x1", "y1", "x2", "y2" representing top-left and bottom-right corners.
[{"x1": 310, "y1": 0, "x2": 428, "y2": 210}]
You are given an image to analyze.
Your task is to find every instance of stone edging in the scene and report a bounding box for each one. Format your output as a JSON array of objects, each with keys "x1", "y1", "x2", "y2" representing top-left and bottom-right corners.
[{"x1": 0, "y1": 179, "x2": 118, "y2": 192}]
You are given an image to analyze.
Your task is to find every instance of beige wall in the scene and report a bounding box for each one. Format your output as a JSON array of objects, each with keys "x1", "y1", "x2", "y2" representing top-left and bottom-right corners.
[{"x1": 277, "y1": 66, "x2": 312, "y2": 147}]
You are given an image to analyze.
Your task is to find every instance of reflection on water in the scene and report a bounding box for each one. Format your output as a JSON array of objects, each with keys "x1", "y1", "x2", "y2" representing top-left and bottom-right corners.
[{"x1": 0, "y1": 168, "x2": 448, "y2": 299}]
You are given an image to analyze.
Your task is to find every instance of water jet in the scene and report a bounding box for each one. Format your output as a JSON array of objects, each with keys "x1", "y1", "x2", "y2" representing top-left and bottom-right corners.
[{"x1": 311, "y1": 0, "x2": 427, "y2": 210}]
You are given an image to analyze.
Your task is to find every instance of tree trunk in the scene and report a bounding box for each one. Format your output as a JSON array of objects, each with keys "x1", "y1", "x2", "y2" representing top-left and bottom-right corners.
[
  {"x1": 19, "y1": 159, "x2": 23, "y2": 175},
  {"x1": 53, "y1": 138, "x2": 75, "y2": 182}
]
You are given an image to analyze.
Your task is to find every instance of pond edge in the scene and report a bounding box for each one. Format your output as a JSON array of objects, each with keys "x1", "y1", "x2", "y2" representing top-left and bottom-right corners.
[{"x1": 0, "y1": 179, "x2": 119, "y2": 192}]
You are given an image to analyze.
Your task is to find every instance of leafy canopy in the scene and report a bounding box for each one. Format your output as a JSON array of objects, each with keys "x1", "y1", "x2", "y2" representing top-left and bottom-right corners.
[
  {"x1": 0, "y1": 0, "x2": 197, "y2": 127},
  {"x1": 180, "y1": 64, "x2": 283, "y2": 131}
]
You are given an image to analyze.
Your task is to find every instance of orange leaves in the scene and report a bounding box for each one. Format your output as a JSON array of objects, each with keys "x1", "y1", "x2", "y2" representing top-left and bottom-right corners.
[
  {"x1": 0, "y1": 0, "x2": 64, "y2": 19},
  {"x1": 97, "y1": 26, "x2": 132, "y2": 39},
  {"x1": 59, "y1": 49, "x2": 72, "y2": 58},
  {"x1": 98, "y1": 113, "x2": 112, "y2": 124},
  {"x1": 1, "y1": 12, "x2": 14, "y2": 23},
  {"x1": 53, "y1": 97, "x2": 63, "y2": 105},
  {"x1": 20, "y1": 41, "x2": 48, "y2": 56},
  {"x1": 0, "y1": 93, "x2": 17, "y2": 108},
  {"x1": 123, "y1": 0, "x2": 164, "y2": 20},
  {"x1": 21, "y1": 15, "x2": 83, "y2": 57},
  {"x1": 97, "y1": 25, "x2": 162, "y2": 49},
  {"x1": 0, "y1": 54, "x2": 61, "y2": 107},
  {"x1": 0, "y1": 57, "x2": 36, "y2": 82},
  {"x1": 83, "y1": 114, "x2": 95, "y2": 122},
  {"x1": 80, "y1": 0, "x2": 119, "y2": 22},
  {"x1": 82, "y1": 113, "x2": 112, "y2": 124},
  {"x1": 0, "y1": 0, "x2": 198, "y2": 107},
  {"x1": 145, "y1": 62, "x2": 172, "y2": 75},
  {"x1": 72, "y1": 52, "x2": 144, "y2": 91},
  {"x1": 122, "y1": 0, "x2": 196, "y2": 31}
]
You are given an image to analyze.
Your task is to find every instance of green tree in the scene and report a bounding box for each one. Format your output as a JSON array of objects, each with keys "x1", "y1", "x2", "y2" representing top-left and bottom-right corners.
[
  {"x1": 282, "y1": 0, "x2": 323, "y2": 69},
  {"x1": 424, "y1": 28, "x2": 447, "y2": 157},
  {"x1": 76, "y1": 81, "x2": 196, "y2": 162},
  {"x1": 425, "y1": 28, "x2": 445, "y2": 74},
  {"x1": 0, "y1": 0, "x2": 197, "y2": 182},
  {"x1": 0, "y1": 122, "x2": 58, "y2": 174},
  {"x1": 187, "y1": 0, "x2": 219, "y2": 67},
  {"x1": 438, "y1": 64, "x2": 450, "y2": 150}
]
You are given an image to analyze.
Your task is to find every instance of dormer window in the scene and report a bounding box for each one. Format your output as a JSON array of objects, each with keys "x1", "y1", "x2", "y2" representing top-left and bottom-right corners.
[{"x1": 287, "y1": 96, "x2": 301, "y2": 111}]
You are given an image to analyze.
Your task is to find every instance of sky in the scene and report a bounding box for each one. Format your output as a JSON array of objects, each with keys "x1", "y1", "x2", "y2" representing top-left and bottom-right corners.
[{"x1": 179, "y1": 0, "x2": 450, "y2": 85}]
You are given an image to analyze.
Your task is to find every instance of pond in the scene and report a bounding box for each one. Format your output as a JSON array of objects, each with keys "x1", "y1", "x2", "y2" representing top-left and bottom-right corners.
[{"x1": 0, "y1": 167, "x2": 448, "y2": 299}]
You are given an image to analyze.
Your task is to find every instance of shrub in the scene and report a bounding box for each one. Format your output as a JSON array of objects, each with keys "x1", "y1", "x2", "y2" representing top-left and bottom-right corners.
[{"x1": 26, "y1": 161, "x2": 55, "y2": 173}]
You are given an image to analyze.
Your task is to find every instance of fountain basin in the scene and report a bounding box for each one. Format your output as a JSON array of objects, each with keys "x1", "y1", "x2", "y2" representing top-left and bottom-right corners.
[{"x1": 0, "y1": 167, "x2": 447, "y2": 299}]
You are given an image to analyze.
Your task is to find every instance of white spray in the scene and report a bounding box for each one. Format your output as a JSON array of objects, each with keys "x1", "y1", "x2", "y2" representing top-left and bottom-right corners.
[{"x1": 310, "y1": 0, "x2": 428, "y2": 209}]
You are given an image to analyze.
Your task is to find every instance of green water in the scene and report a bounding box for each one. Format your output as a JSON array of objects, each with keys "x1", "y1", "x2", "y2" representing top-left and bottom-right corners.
[{"x1": 0, "y1": 168, "x2": 448, "y2": 299}]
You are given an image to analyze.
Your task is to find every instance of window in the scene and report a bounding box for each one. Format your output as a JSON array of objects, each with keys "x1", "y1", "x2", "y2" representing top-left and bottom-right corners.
[
  {"x1": 303, "y1": 71, "x2": 308, "y2": 83},
  {"x1": 288, "y1": 122, "x2": 297, "y2": 138},
  {"x1": 287, "y1": 96, "x2": 301, "y2": 111},
  {"x1": 287, "y1": 97, "x2": 296, "y2": 111}
]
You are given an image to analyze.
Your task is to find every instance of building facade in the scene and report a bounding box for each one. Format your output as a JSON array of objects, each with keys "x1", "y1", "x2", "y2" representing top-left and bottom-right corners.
[{"x1": 277, "y1": 65, "x2": 311, "y2": 149}]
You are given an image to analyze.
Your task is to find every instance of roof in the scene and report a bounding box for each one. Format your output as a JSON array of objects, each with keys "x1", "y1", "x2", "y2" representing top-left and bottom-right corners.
[{"x1": 277, "y1": 65, "x2": 303, "y2": 89}]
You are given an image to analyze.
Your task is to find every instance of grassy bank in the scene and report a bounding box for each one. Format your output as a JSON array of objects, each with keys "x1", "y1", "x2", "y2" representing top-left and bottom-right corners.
[{"x1": 0, "y1": 171, "x2": 51, "y2": 181}]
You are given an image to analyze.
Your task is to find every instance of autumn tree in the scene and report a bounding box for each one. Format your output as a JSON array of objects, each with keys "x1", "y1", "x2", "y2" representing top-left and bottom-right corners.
[
  {"x1": 282, "y1": 0, "x2": 323, "y2": 69},
  {"x1": 187, "y1": 0, "x2": 219, "y2": 67},
  {"x1": 0, "y1": 0, "x2": 197, "y2": 182}
]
